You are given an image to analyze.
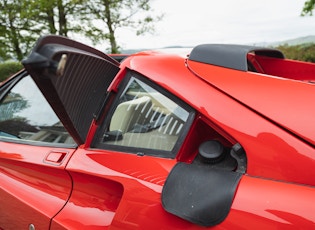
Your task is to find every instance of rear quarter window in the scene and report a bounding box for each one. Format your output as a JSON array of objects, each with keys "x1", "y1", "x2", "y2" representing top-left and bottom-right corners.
[{"x1": 92, "y1": 71, "x2": 195, "y2": 158}]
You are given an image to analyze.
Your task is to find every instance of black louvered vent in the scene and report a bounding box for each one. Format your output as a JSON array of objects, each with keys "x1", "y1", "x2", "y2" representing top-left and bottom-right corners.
[
  {"x1": 23, "y1": 36, "x2": 120, "y2": 144},
  {"x1": 49, "y1": 53, "x2": 119, "y2": 143}
]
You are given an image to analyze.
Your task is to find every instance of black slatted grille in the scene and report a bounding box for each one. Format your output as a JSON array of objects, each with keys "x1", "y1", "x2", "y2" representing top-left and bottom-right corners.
[{"x1": 50, "y1": 53, "x2": 119, "y2": 143}]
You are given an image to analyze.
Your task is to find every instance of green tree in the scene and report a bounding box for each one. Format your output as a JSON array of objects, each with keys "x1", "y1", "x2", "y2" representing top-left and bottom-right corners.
[
  {"x1": 33, "y1": 0, "x2": 162, "y2": 53},
  {"x1": 301, "y1": 0, "x2": 315, "y2": 16},
  {"x1": 0, "y1": 0, "x2": 94, "y2": 60},
  {"x1": 0, "y1": 0, "x2": 162, "y2": 60},
  {"x1": 0, "y1": 61, "x2": 23, "y2": 81},
  {"x1": 82, "y1": 0, "x2": 162, "y2": 53},
  {"x1": 27, "y1": 0, "x2": 87, "y2": 36},
  {"x1": 276, "y1": 44, "x2": 315, "y2": 63},
  {"x1": 0, "y1": 0, "x2": 44, "y2": 61}
]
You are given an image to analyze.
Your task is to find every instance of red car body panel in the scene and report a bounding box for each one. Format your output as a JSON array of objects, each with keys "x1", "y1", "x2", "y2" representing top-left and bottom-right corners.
[
  {"x1": 0, "y1": 142, "x2": 75, "y2": 229},
  {"x1": 229, "y1": 176, "x2": 315, "y2": 229},
  {"x1": 1, "y1": 36, "x2": 315, "y2": 229},
  {"x1": 187, "y1": 59, "x2": 315, "y2": 146},
  {"x1": 122, "y1": 52, "x2": 315, "y2": 185},
  {"x1": 51, "y1": 149, "x2": 176, "y2": 229},
  {"x1": 49, "y1": 147, "x2": 315, "y2": 229}
]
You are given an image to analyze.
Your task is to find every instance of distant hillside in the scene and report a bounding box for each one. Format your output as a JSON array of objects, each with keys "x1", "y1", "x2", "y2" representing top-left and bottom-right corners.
[
  {"x1": 121, "y1": 45, "x2": 192, "y2": 54},
  {"x1": 122, "y1": 36, "x2": 315, "y2": 54},
  {"x1": 270, "y1": 35, "x2": 315, "y2": 46}
]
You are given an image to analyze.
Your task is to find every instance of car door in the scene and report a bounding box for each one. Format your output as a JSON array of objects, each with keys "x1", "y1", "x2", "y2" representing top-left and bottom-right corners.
[
  {"x1": 0, "y1": 35, "x2": 120, "y2": 229},
  {"x1": 49, "y1": 72, "x2": 196, "y2": 229},
  {"x1": 0, "y1": 71, "x2": 77, "y2": 229},
  {"x1": 16, "y1": 36, "x2": 197, "y2": 229},
  {"x1": 16, "y1": 35, "x2": 251, "y2": 229}
]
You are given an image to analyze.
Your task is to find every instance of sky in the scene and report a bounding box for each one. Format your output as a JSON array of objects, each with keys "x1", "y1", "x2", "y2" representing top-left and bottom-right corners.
[{"x1": 109, "y1": 0, "x2": 315, "y2": 50}]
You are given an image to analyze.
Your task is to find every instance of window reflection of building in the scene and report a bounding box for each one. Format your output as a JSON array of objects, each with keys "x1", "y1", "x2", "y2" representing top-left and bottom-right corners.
[
  {"x1": 19, "y1": 121, "x2": 75, "y2": 144},
  {"x1": 0, "y1": 75, "x2": 75, "y2": 145}
]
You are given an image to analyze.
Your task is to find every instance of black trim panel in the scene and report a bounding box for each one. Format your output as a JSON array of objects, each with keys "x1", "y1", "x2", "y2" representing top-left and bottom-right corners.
[
  {"x1": 189, "y1": 44, "x2": 284, "y2": 71},
  {"x1": 162, "y1": 162, "x2": 242, "y2": 226}
]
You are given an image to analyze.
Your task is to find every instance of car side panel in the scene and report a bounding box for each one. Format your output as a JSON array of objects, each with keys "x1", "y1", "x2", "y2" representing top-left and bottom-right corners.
[
  {"x1": 125, "y1": 56, "x2": 315, "y2": 187},
  {"x1": 227, "y1": 175, "x2": 315, "y2": 229},
  {"x1": 50, "y1": 148, "x2": 201, "y2": 229},
  {"x1": 49, "y1": 148, "x2": 315, "y2": 229},
  {"x1": 186, "y1": 60, "x2": 315, "y2": 146},
  {"x1": 0, "y1": 142, "x2": 75, "y2": 229}
]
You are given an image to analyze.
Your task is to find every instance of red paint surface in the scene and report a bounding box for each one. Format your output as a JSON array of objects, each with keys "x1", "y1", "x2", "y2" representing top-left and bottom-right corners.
[{"x1": 1, "y1": 49, "x2": 315, "y2": 229}]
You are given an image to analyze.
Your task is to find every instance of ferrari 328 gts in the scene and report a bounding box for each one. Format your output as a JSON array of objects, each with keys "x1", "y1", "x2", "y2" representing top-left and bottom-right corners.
[{"x1": 0, "y1": 35, "x2": 314, "y2": 229}]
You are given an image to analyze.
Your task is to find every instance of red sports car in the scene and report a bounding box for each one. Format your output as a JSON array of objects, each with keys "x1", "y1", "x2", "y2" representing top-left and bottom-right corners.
[{"x1": 0, "y1": 35, "x2": 314, "y2": 229}]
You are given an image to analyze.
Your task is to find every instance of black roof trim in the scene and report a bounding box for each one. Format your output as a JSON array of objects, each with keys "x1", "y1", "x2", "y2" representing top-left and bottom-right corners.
[{"x1": 189, "y1": 44, "x2": 285, "y2": 71}]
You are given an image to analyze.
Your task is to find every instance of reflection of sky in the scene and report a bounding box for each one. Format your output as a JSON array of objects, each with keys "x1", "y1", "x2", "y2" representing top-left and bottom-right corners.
[{"x1": 11, "y1": 76, "x2": 59, "y2": 126}]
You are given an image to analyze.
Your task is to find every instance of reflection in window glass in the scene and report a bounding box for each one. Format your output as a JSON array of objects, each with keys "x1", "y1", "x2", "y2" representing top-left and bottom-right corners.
[
  {"x1": 101, "y1": 77, "x2": 191, "y2": 153},
  {"x1": 0, "y1": 75, "x2": 75, "y2": 145}
]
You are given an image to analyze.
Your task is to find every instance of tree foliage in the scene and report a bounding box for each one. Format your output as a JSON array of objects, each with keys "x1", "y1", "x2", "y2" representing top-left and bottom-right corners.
[
  {"x1": 0, "y1": 0, "x2": 161, "y2": 60},
  {"x1": 0, "y1": 0, "x2": 45, "y2": 61},
  {"x1": 276, "y1": 43, "x2": 315, "y2": 63},
  {"x1": 0, "y1": 61, "x2": 23, "y2": 82},
  {"x1": 301, "y1": 0, "x2": 315, "y2": 15},
  {"x1": 81, "y1": 0, "x2": 162, "y2": 53},
  {"x1": 27, "y1": 0, "x2": 91, "y2": 36}
]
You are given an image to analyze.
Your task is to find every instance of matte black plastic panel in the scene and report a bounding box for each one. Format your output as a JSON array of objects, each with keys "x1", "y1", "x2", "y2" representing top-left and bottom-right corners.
[
  {"x1": 162, "y1": 162, "x2": 242, "y2": 226},
  {"x1": 189, "y1": 44, "x2": 284, "y2": 71}
]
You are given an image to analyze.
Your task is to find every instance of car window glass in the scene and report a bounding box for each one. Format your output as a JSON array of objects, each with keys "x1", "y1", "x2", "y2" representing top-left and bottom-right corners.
[
  {"x1": 0, "y1": 75, "x2": 75, "y2": 145},
  {"x1": 94, "y1": 75, "x2": 193, "y2": 157}
]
